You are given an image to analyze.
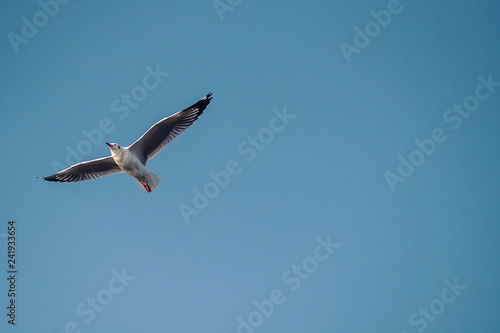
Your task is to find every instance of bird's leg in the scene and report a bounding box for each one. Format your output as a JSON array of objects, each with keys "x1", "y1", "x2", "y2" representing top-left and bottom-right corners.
[{"x1": 140, "y1": 177, "x2": 152, "y2": 192}]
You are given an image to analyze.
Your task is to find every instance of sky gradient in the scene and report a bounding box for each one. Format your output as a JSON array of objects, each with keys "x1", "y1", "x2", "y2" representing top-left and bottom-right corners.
[{"x1": 1, "y1": 1, "x2": 500, "y2": 332}]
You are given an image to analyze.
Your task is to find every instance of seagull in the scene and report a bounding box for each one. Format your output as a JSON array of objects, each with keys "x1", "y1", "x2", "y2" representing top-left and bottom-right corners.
[{"x1": 39, "y1": 93, "x2": 213, "y2": 192}]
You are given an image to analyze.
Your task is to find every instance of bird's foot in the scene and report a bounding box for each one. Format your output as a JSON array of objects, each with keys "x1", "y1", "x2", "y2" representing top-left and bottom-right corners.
[{"x1": 140, "y1": 178, "x2": 152, "y2": 192}]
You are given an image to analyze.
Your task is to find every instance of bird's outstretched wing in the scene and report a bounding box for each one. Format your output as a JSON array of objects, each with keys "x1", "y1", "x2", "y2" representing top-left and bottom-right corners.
[
  {"x1": 128, "y1": 93, "x2": 212, "y2": 164},
  {"x1": 39, "y1": 156, "x2": 123, "y2": 182}
]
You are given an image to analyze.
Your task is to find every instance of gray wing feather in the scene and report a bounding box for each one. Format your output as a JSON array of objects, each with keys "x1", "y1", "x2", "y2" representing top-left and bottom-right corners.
[
  {"x1": 128, "y1": 93, "x2": 212, "y2": 164},
  {"x1": 39, "y1": 156, "x2": 123, "y2": 182}
]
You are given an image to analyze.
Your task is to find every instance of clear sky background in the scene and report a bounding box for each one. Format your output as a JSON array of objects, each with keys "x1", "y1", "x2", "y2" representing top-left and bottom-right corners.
[{"x1": 1, "y1": 0, "x2": 499, "y2": 332}]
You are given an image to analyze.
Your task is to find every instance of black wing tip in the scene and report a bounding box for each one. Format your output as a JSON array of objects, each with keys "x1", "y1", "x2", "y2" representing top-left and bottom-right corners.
[
  {"x1": 38, "y1": 175, "x2": 56, "y2": 182},
  {"x1": 203, "y1": 92, "x2": 213, "y2": 102},
  {"x1": 38, "y1": 174, "x2": 69, "y2": 182},
  {"x1": 187, "y1": 92, "x2": 213, "y2": 115}
]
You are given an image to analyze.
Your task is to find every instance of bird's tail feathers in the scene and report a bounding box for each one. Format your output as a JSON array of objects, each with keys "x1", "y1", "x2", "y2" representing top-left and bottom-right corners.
[{"x1": 136, "y1": 171, "x2": 162, "y2": 192}]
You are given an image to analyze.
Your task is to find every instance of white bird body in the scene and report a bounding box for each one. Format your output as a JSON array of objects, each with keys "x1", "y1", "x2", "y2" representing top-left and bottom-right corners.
[
  {"x1": 39, "y1": 93, "x2": 212, "y2": 192},
  {"x1": 107, "y1": 143, "x2": 143, "y2": 178},
  {"x1": 106, "y1": 142, "x2": 162, "y2": 192}
]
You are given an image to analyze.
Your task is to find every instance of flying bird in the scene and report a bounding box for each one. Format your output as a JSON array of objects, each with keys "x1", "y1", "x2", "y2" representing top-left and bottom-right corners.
[{"x1": 39, "y1": 93, "x2": 213, "y2": 192}]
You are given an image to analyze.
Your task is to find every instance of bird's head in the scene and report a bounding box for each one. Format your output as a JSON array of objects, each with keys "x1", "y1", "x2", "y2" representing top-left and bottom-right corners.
[{"x1": 106, "y1": 142, "x2": 122, "y2": 155}]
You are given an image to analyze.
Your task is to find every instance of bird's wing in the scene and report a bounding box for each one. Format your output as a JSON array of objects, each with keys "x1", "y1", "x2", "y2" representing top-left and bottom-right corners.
[
  {"x1": 128, "y1": 93, "x2": 212, "y2": 164},
  {"x1": 39, "y1": 156, "x2": 123, "y2": 182}
]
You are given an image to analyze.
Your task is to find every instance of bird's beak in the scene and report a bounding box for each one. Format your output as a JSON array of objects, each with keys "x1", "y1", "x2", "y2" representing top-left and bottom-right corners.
[{"x1": 106, "y1": 142, "x2": 112, "y2": 147}]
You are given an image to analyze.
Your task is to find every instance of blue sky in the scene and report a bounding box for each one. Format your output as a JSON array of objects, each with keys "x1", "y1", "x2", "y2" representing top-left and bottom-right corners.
[{"x1": 1, "y1": 0, "x2": 499, "y2": 332}]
